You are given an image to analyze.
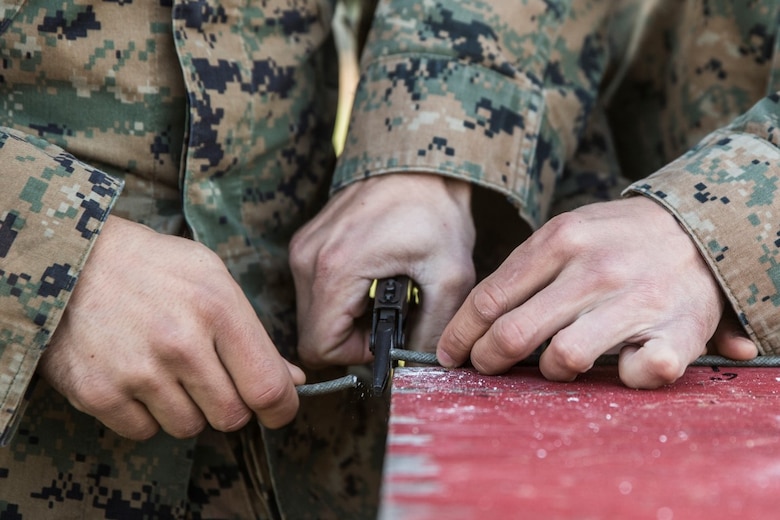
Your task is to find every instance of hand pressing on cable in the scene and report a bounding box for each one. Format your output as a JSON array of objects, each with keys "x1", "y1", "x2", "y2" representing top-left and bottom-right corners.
[{"x1": 437, "y1": 196, "x2": 750, "y2": 389}]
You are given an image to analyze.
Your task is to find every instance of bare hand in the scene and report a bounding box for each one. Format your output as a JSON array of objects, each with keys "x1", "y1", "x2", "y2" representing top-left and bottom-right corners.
[
  {"x1": 39, "y1": 216, "x2": 305, "y2": 440},
  {"x1": 289, "y1": 173, "x2": 476, "y2": 367},
  {"x1": 437, "y1": 197, "x2": 732, "y2": 389}
]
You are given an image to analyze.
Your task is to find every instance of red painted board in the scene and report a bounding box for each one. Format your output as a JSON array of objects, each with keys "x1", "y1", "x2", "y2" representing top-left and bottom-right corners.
[{"x1": 381, "y1": 365, "x2": 780, "y2": 520}]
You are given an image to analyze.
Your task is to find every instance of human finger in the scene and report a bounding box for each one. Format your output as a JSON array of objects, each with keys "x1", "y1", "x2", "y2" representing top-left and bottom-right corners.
[
  {"x1": 296, "y1": 272, "x2": 376, "y2": 367},
  {"x1": 536, "y1": 292, "x2": 688, "y2": 382},
  {"x1": 75, "y1": 393, "x2": 161, "y2": 441},
  {"x1": 437, "y1": 241, "x2": 563, "y2": 367},
  {"x1": 708, "y1": 308, "x2": 758, "y2": 360},
  {"x1": 618, "y1": 335, "x2": 705, "y2": 389},
  {"x1": 213, "y1": 297, "x2": 301, "y2": 429},
  {"x1": 465, "y1": 264, "x2": 600, "y2": 374},
  {"x1": 135, "y1": 284, "x2": 257, "y2": 433},
  {"x1": 137, "y1": 382, "x2": 209, "y2": 439},
  {"x1": 537, "y1": 300, "x2": 648, "y2": 382},
  {"x1": 407, "y1": 265, "x2": 475, "y2": 353},
  {"x1": 38, "y1": 337, "x2": 162, "y2": 440},
  {"x1": 439, "y1": 209, "x2": 595, "y2": 368},
  {"x1": 166, "y1": 345, "x2": 254, "y2": 434}
]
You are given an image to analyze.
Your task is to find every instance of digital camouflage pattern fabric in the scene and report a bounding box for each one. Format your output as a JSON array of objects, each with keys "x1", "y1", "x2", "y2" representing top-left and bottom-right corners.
[
  {"x1": 2, "y1": 0, "x2": 780, "y2": 518},
  {"x1": 611, "y1": 1, "x2": 780, "y2": 356},
  {"x1": 0, "y1": 0, "x2": 376, "y2": 517},
  {"x1": 336, "y1": 0, "x2": 780, "y2": 354}
]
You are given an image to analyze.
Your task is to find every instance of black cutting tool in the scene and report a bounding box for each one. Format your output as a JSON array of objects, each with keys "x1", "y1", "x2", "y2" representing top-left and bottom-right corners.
[{"x1": 368, "y1": 276, "x2": 419, "y2": 396}]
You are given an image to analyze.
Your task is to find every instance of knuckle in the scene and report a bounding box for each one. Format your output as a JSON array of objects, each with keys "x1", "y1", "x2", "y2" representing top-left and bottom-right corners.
[
  {"x1": 74, "y1": 392, "x2": 115, "y2": 418},
  {"x1": 245, "y1": 371, "x2": 291, "y2": 413},
  {"x1": 185, "y1": 246, "x2": 230, "y2": 285},
  {"x1": 309, "y1": 244, "x2": 349, "y2": 281},
  {"x1": 440, "y1": 263, "x2": 477, "y2": 297},
  {"x1": 156, "y1": 334, "x2": 198, "y2": 365},
  {"x1": 490, "y1": 317, "x2": 533, "y2": 358},
  {"x1": 544, "y1": 212, "x2": 584, "y2": 252},
  {"x1": 147, "y1": 320, "x2": 201, "y2": 364},
  {"x1": 441, "y1": 322, "x2": 472, "y2": 352},
  {"x1": 288, "y1": 230, "x2": 314, "y2": 272},
  {"x1": 547, "y1": 335, "x2": 592, "y2": 374},
  {"x1": 642, "y1": 352, "x2": 686, "y2": 385},
  {"x1": 71, "y1": 378, "x2": 122, "y2": 417},
  {"x1": 288, "y1": 249, "x2": 305, "y2": 277},
  {"x1": 579, "y1": 256, "x2": 621, "y2": 288},
  {"x1": 471, "y1": 283, "x2": 510, "y2": 323}
]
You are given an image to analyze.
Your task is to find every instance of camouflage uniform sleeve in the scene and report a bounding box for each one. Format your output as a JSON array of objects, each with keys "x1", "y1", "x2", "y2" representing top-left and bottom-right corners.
[
  {"x1": 334, "y1": 0, "x2": 613, "y2": 229},
  {"x1": 0, "y1": 127, "x2": 122, "y2": 443},
  {"x1": 625, "y1": 95, "x2": 780, "y2": 355},
  {"x1": 549, "y1": 105, "x2": 631, "y2": 216}
]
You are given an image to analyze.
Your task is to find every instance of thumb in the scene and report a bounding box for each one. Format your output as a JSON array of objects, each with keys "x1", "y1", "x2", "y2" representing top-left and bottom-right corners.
[
  {"x1": 708, "y1": 308, "x2": 758, "y2": 360},
  {"x1": 297, "y1": 276, "x2": 375, "y2": 368}
]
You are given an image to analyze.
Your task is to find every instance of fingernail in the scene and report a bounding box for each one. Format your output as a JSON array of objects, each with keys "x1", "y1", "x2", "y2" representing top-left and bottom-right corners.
[{"x1": 437, "y1": 350, "x2": 456, "y2": 368}]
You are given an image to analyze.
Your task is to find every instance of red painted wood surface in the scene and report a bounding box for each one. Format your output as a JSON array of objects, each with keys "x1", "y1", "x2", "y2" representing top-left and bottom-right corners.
[{"x1": 381, "y1": 365, "x2": 780, "y2": 520}]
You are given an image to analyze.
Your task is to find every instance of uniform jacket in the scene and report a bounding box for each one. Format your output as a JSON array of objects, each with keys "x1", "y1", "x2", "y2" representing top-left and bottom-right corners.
[{"x1": 1, "y1": 0, "x2": 780, "y2": 518}]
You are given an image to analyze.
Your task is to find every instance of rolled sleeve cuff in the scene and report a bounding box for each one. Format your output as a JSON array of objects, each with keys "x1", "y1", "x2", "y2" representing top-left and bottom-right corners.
[
  {"x1": 624, "y1": 130, "x2": 780, "y2": 355},
  {"x1": 335, "y1": 55, "x2": 548, "y2": 228},
  {"x1": 0, "y1": 128, "x2": 123, "y2": 442}
]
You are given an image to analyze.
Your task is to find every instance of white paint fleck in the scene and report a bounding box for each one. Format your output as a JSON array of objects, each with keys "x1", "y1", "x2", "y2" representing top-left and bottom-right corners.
[{"x1": 389, "y1": 434, "x2": 432, "y2": 447}]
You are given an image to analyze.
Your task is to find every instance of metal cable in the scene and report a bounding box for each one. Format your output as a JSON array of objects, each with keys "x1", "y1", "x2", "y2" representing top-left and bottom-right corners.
[
  {"x1": 295, "y1": 353, "x2": 780, "y2": 396},
  {"x1": 391, "y1": 349, "x2": 439, "y2": 365},
  {"x1": 296, "y1": 374, "x2": 360, "y2": 396},
  {"x1": 691, "y1": 355, "x2": 780, "y2": 367},
  {"x1": 534, "y1": 354, "x2": 780, "y2": 368},
  {"x1": 517, "y1": 353, "x2": 780, "y2": 368},
  {"x1": 389, "y1": 351, "x2": 780, "y2": 368}
]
